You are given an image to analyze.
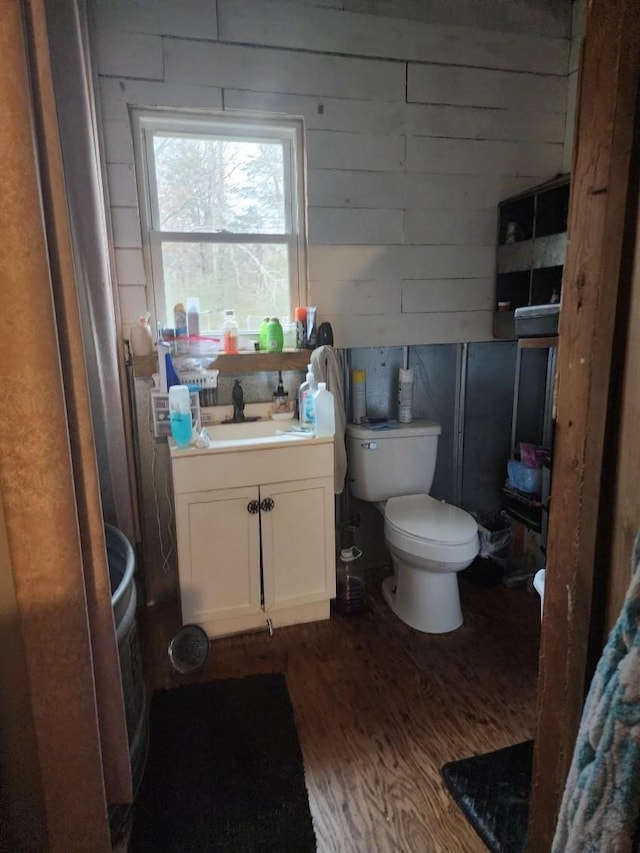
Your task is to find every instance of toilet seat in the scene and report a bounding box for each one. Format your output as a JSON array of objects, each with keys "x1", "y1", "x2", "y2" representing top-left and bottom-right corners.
[{"x1": 384, "y1": 494, "x2": 478, "y2": 565}]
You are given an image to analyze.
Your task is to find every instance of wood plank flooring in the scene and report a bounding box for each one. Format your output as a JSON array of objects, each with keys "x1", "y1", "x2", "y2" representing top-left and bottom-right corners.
[{"x1": 138, "y1": 568, "x2": 541, "y2": 853}]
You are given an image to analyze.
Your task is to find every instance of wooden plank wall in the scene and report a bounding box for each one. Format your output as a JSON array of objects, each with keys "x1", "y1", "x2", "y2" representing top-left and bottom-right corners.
[{"x1": 89, "y1": 0, "x2": 573, "y2": 347}]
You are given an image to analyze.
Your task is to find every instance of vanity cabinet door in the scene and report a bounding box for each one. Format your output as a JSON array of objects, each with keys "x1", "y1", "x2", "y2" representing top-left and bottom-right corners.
[
  {"x1": 175, "y1": 485, "x2": 262, "y2": 628},
  {"x1": 260, "y1": 476, "x2": 336, "y2": 614}
]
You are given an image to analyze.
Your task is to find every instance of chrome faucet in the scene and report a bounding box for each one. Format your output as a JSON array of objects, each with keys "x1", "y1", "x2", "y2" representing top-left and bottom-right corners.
[{"x1": 232, "y1": 379, "x2": 245, "y2": 422}]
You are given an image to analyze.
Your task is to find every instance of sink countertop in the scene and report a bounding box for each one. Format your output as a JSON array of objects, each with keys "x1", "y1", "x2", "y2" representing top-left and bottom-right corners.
[{"x1": 169, "y1": 419, "x2": 333, "y2": 457}]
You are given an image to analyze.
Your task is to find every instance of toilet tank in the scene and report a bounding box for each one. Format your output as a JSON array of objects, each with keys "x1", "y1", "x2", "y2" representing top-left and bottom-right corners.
[{"x1": 346, "y1": 420, "x2": 442, "y2": 502}]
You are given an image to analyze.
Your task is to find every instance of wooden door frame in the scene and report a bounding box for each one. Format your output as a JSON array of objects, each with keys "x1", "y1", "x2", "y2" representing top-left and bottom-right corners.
[{"x1": 527, "y1": 0, "x2": 640, "y2": 849}]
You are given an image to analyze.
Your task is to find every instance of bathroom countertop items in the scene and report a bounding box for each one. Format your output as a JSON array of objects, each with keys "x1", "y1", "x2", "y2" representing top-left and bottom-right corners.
[{"x1": 310, "y1": 345, "x2": 346, "y2": 494}]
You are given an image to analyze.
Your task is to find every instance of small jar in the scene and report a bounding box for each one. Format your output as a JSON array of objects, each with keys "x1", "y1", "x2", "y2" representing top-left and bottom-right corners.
[{"x1": 272, "y1": 390, "x2": 290, "y2": 413}]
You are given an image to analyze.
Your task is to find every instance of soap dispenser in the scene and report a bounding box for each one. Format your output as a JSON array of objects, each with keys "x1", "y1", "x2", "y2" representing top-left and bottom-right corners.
[
  {"x1": 272, "y1": 371, "x2": 290, "y2": 414},
  {"x1": 297, "y1": 364, "x2": 316, "y2": 431}
]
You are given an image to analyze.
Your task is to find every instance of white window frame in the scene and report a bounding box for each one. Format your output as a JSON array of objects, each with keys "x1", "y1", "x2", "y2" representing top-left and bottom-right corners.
[{"x1": 132, "y1": 109, "x2": 307, "y2": 333}]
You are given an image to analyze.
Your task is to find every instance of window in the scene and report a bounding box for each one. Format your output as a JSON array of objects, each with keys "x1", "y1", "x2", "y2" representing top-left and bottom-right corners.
[{"x1": 133, "y1": 111, "x2": 306, "y2": 336}]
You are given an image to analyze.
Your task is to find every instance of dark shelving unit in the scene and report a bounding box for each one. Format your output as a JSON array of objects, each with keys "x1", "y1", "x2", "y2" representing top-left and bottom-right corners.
[{"x1": 493, "y1": 174, "x2": 570, "y2": 340}]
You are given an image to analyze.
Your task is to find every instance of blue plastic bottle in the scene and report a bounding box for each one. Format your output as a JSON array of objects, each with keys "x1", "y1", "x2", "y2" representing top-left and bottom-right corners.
[{"x1": 169, "y1": 385, "x2": 192, "y2": 448}]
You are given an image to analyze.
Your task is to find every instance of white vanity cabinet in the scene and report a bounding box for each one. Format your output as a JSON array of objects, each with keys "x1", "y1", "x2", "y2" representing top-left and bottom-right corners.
[{"x1": 170, "y1": 435, "x2": 335, "y2": 638}]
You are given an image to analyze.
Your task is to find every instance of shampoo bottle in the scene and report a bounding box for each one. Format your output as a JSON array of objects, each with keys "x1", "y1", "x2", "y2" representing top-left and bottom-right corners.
[{"x1": 313, "y1": 382, "x2": 335, "y2": 437}]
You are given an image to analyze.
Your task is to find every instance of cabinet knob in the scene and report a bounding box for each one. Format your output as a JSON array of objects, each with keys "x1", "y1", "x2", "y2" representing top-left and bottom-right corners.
[
  {"x1": 260, "y1": 497, "x2": 274, "y2": 512},
  {"x1": 247, "y1": 499, "x2": 260, "y2": 514}
]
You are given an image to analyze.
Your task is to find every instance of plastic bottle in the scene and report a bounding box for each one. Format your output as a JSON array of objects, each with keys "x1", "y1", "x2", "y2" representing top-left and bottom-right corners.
[
  {"x1": 266, "y1": 317, "x2": 284, "y2": 353},
  {"x1": 297, "y1": 365, "x2": 316, "y2": 431},
  {"x1": 259, "y1": 316, "x2": 270, "y2": 351},
  {"x1": 174, "y1": 302, "x2": 188, "y2": 353},
  {"x1": 351, "y1": 369, "x2": 367, "y2": 424},
  {"x1": 223, "y1": 309, "x2": 239, "y2": 354},
  {"x1": 294, "y1": 307, "x2": 307, "y2": 349},
  {"x1": 334, "y1": 547, "x2": 366, "y2": 615},
  {"x1": 313, "y1": 383, "x2": 335, "y2": 437},
  {"x1": 398, "y1": 368, "x2": 414, "y2": 423},
  {"x1": 187, "y1": 297, "x2": 200, "y2": 341},
  {"x1": 165, "y1": 350, "x2": 181, "y2": 390},
  {"x1": 168, "y1": 385, "x2": 192, "y2": 448},
  {"x1": 130, "y1": 316, "x2": 153, "y2": 356}
]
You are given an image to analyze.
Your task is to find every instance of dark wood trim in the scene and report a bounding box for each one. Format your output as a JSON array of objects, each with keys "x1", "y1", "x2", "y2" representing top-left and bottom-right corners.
[
  {"x1": 528, "y1": 1, "x2": 640, "y2": 849},
  {"x1": 603, "y1": 107, "x2": 640, "y2": 632}
]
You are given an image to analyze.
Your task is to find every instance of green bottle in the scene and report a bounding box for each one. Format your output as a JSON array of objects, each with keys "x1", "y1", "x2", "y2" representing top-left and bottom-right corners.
[
  {"x1": 266, "y1": 317, "x2": 283, "y2": 353},
  {"x1": 259, "y1": 317, "x2": 270, "y2": 351}
]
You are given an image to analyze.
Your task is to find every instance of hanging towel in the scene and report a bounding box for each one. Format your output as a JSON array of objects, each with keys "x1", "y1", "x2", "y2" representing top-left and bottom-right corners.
[
  {"x1": 552, "y1": 531, "x2": 640, "y2": 853},
  {"x1": 310, "y1": 345, "x2": 347, "y2": 494}
]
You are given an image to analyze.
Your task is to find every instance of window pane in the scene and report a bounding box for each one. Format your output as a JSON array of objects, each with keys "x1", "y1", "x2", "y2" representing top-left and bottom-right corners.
[
  {"x1": 161, "y1": 242, "x2": 291, "y2": 332},
  {"x1": 153, "y1": 135, "x2": 286, "y2": 234}
]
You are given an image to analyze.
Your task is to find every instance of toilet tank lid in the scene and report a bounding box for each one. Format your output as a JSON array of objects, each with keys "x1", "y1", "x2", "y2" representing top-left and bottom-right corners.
[
  {"x1": 385, "y1": 494, "x2": 478, "y2": 544},
  {"x1": 346, "y1": 420, "x2": 441, "y2": 439}
]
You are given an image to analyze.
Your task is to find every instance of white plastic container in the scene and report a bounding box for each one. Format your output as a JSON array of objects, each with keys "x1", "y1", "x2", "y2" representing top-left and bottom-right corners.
[
  {"x1": 298, "y1": 365, "x2": 316, "y2": 431},
  {"x1": 351, "y1": 369, "x2": 367, "y2": 423},
  {"x1": 398, "y1": 367, "x2": 414, "y2": 423},
  {"x1": 313, "y1": 382, "x2": 335, "y2": 437},
  {"x1": 129, "y1": 320, "x2": 153, "y2": 356},
  {"x1": 168, "y1": 385, "x2": 192, "y2": 448}
]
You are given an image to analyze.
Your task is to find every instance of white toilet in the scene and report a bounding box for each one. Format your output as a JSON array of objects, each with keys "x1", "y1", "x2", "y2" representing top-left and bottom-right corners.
[{"x1": 346, "y1": 420, "x2": 479, "y2": 633}]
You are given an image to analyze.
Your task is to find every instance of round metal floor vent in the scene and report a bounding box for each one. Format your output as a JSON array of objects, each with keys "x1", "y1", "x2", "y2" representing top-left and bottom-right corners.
[{"x1": 168, "y1": 624, "x2": 210, "y2": 674}]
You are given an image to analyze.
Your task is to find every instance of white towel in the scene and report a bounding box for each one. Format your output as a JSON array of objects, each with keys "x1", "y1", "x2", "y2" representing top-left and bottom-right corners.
[{"x1": 310, "y1": 345, "x2": 347, "y2": 494}]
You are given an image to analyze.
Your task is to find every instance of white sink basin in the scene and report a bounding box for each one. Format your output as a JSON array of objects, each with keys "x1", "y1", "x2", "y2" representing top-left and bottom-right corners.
[
  {"x1": 206, "y1": 419, "x2": 300, "y2": 441},
  {"x1": 170, "y1": 418, "x2": 317, "y2": 454}
]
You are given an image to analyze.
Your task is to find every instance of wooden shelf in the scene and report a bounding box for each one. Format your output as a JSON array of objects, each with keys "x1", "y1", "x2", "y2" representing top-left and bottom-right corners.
[
  {"x1": 207, "y1": 349, "x2": 310, "y2": 375},
  {"x1": 132, "y1": 349, "x2": 311, "y2": 379},
  {"x1": 518, "y1": 335, "x2": 558, "y2": 349}
]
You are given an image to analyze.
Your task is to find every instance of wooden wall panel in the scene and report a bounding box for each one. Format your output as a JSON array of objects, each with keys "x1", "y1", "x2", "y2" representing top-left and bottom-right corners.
[{"x1": 528, "y1": 0, "x2": 640, "y2": 848}]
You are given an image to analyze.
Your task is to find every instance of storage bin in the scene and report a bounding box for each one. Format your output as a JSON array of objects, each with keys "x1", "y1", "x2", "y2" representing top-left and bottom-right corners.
[{"x1": 514, "y1": 303, "x2": 559, "y2": 337}]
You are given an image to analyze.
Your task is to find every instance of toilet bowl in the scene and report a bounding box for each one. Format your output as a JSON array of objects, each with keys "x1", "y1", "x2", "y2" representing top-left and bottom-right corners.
[
  {"x1": 381, "y1": 494, "x2": 479, "y2": 633},
  {"x1": 345, "y1": 419, "x2": 479, "y2": 633}
]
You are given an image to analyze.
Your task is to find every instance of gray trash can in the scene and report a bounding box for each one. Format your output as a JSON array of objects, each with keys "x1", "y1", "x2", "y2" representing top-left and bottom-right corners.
[{"x1": 105, "y1": 523, "x2": 149, "y2": 841}]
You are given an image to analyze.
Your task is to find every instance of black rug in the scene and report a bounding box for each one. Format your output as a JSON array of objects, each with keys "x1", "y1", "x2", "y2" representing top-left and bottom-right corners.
[
  {"x1": 130, "y1": 672, "x2": 316, "y2": 852},
  {"x1": 441, "y1": 740, "x2": 533, "y2": 853}
]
